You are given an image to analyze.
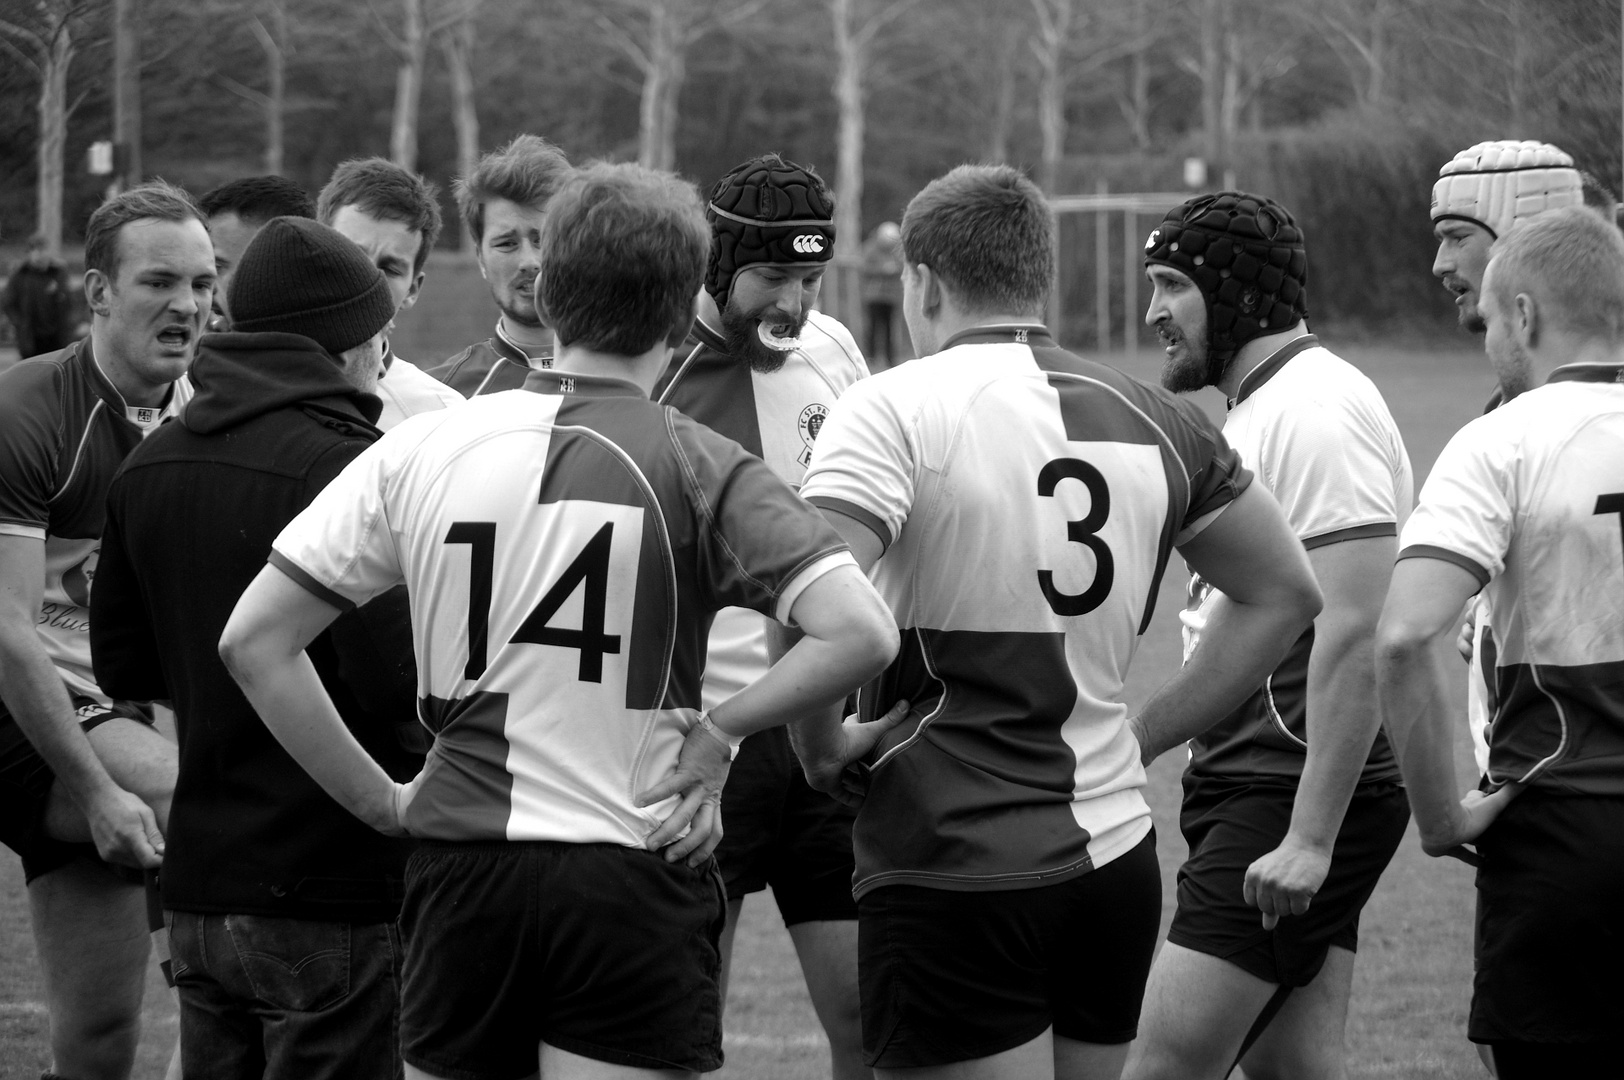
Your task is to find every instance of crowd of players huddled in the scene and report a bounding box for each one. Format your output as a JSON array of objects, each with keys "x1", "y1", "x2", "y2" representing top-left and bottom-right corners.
[{"x1": 0, "y1": 135, "x2": 1619, "y2": 1080}]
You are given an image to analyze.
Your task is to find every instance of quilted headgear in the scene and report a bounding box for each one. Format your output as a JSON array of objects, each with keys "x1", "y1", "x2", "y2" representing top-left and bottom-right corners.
[
  {"x1": 705, "y1": 155, "x2": 835, "y2": 309},
  {"x1": 1144, "y1": 191, "x2": 1308, "y2": 362},
  {"x1": 1432, "y1": 141, "x2": 1582, "y2": 239}
]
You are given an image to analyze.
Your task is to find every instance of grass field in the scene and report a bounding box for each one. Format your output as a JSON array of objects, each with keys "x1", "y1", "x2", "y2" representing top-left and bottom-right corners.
[{"x1": 0, "y1": 256, "x2": 1498, "y2": 1077}]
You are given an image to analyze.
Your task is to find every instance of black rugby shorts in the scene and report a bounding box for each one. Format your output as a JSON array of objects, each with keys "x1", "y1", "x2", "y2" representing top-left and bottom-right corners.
[
  {"x1": 1167, "y1": 776, "x2": 1409, "y2": 987},
  {"x1": 716, "y1": 725, "x2": 858, "y2": 925},
  {"x1": 858, "y1": 829, "x2": 1160, "y2": 1069},
  {"x1": 399, "y1": 840, "x2": 726, "y2": 1079},
  {"x1": 0, "y1": 695, "x2": 155, "y2": 882},
  {"x1": 1470, "y1": 790, "x2": 1624, "y2": 1045}
]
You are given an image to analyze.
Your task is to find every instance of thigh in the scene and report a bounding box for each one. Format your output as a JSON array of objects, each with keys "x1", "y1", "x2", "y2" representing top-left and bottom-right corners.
[
  {"x1": 1236, "y1": 945, "x2": 1355, "y2": 1080},
  {"x1": 874, "y1": 1028, "x2": 1054, "y2": 1080},
  {"x1": 769, "y1": 765, "x2": 859, "y2": 927},
  {"x1": 1123, "y1": 942, "x2": 1276, "y2": 1080},
  {"x1": 714, "y1": 727, "x2": 792, "y2": 902},
  {"x1": 539, "y1": 1040, "x2": 697, "y2": 1079},
  {"x1": 1470, "y1": 793, "x2": 1624, "y2": 1044},
  {"x1": 27, "y1": 857, "x2": 150, "y2": 1074}
]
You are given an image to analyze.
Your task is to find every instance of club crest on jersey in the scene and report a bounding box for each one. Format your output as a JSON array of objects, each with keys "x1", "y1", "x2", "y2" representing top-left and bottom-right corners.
[
  {"x1": 797, "y1": 403, "x2": 829, "y2": 467},
  {"x1": 793, "y1": 234, "x2": 825, "y2": 255}
]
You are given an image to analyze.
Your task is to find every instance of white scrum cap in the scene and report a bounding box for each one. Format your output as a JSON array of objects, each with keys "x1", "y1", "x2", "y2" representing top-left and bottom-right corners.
[{"x1": 1432, "y1": 141, "x2": 1583, "y2": 239}]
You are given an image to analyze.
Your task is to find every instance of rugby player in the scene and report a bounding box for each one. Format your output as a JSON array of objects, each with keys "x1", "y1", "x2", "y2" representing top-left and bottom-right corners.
[
  {"x1": 1377, "y1": 205, "x2": 1624, "y2": 1079},
  {"x1": 1431, "y1": 143, "x2": 1583, "y2": 781},
  {"x1": 196, "y1": 174, "x2": 316, "y2": 326},
  {"x1": 432, "y1": 134, "x2": 573, "y2": 396},
  {"x1": 799, "y1": 165, "x2": 1322, "y2": 1080},
  {"x1": 317, "y1": 157, "x2": 462, "y2": 429},
  {"x1": 0, "y1": 183, "x2": 204, "y2": 1079},
  {"x1": 655, "y1": 152, "x2": 870, "y2": 1080},
  {"x1": 1125, "y1": 193, "x2": 1413, "y2": 1080},
  {"x1": 219, "y1": 162, "x2": 903, "y2": 1080}
]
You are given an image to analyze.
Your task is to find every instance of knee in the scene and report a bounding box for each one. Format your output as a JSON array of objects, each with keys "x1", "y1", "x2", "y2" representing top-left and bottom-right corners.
[{"x1": 50, "y1": 1001, "x2": 142, "y2": 1079}]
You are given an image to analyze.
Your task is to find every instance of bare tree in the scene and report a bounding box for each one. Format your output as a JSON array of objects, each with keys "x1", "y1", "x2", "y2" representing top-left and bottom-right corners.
[
  {"x1": 828, "y1": 0, "x2": 918, "y2": 260},
  {"x1": 0, "y1": 0, "x2": 94, "y2": 253},
  {"x1": 214, "y1": 0, "x2": 290, "y2": 174},
  {"x1": 1307, "y1": 0, "x2": 1397, "y2": 108},
  {"x1": 1031, "y1": 0, "x2": 1156, "y2": 193},
  {"x1": 588, "y1": 0, "x2": 769, "y2": 172},
  {"x1": 439, "y1": 0, "x2": 480, "y2": 249}
]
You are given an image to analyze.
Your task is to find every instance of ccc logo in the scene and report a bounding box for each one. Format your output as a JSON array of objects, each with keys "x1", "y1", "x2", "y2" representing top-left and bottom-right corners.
[{"x1": 792, "y1": 234, "x2": 825, "y2": 254}]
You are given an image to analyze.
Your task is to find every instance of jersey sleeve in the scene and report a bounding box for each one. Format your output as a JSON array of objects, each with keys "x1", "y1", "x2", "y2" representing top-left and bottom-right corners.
[
  {"x1": 270, "y1": 435, "x2": 409, "y2": 611},
  {"x1": 668, "y1": 411, "x2": 855, "y2": 624},
  {"x1": 1252, "y1": 387, "x2": 1406, "y2": 548},
  {"x1": 1397, "y1": 415, "x2": 1512, "y2": 588},
  {"x1": 798, "y1": 377, "x2": 914, "y2": 551},
  {"x1": 0, "y1": 363, "x2": 63, "y2": 539}
]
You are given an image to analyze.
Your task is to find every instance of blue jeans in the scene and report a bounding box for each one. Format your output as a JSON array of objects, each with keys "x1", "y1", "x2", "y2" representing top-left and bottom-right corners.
[{"x1": 166, "y1": 910, "x2": 402, "y2": 1079}]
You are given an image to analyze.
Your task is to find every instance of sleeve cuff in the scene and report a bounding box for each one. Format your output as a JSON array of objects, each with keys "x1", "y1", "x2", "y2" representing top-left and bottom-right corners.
[
  {"x1": 1396, "y1": 544, "x2": 1492, "y2": 588},
  {"x1": 1302, "y1": 521, "x2": 1397, "y2": 550},
  {"x1": 0, "y1": 520, "x2": 47, "y2": 541},
  {"x1": 805, "y1": 496, "x2": 893, "y2": 553},
  {"x1": 774, "y1": 550, "x2": 859, "y2": 625},
  {"x1": 268, "y1": 550, "x2": 358, "y2": 613}
]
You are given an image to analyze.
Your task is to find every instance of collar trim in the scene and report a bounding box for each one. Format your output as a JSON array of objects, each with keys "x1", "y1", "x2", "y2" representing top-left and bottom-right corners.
[
  {"x1": 1230, "y1": 334, "x2": 1320, "y2": 407},
  {"x1": 940, "y1": 323, "x2": 1054, "y2": 350},
  {"x1": 1546, "y1": 362, "x2": 1624, "y2": 386},
  {"x1": 521, "y1": 369, "x2": 646, "y2": 399}
]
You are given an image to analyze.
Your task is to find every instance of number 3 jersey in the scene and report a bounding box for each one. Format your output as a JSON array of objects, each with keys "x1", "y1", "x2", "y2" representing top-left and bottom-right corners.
[
  {"x1": 270, "y1": 372, "x2": 855, "y2": 845},
  {"x1": 800, "y1": 325, "x2": 1250, "y2": 897},
  {"x1": 1400, "y1": 364, "x2": 1624, "y2": 795}
]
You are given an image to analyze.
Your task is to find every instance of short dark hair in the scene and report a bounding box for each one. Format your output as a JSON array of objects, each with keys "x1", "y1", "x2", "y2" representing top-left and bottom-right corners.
[
  {"x1": 900, "y1": 164, "x2": 1054, "y2": 315},
  {"x1": 198, "y1": 175, "x2": 316, "y2": 224},
  {"x1": 1490, "y1": 204, "x2": 1624, "y2": 342},
  {"x1": 538, "y1": 163, "x2": 708, "y2": 357},
  {"x1": 454, "y1": 134, "x2": 572, "y2": 245},
  {"x1": 316, "y1": 157, "x2": 442, "y2": 275},
  {"x1": 1580, "y1": 171, "x2": 1619, "y2": 212},
  {"x1": 84, "y1": 180, "x2": 206, "y2": 280}
]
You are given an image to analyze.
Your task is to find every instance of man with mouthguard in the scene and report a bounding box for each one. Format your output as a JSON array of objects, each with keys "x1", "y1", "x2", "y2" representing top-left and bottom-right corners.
[{"x1": 654, "y1": 153, "x2": 873, "y2": 1080}]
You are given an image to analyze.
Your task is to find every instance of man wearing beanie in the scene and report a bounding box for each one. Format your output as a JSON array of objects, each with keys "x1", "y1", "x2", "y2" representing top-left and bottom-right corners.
[
  {"x1": 89, "y1": 216, "x2": 420, "y2": 1077},
  {"x1": 800, "y1": 165, "x2": 1319, "y2": 1079},
  {"x1": 1125, "y1": 193, "x2": 1413, "y2": 1080},
  {"x1": 654, "y1": 151, "x2": 872, "y2": 1080}
]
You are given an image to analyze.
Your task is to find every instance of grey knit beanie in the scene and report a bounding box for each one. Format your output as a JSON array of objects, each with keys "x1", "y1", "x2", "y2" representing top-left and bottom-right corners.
[{"x1": 227, "y1": 216, "x2": 395, "y2": 354}]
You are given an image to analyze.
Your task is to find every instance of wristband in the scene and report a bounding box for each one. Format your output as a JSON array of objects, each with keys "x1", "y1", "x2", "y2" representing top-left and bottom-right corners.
[{"x1": 697, "y1": 710, "x2": 743, "y2": 760}]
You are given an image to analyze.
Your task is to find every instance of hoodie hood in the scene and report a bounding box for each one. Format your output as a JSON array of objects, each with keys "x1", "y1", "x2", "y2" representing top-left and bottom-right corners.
[{"x1": 184, "y1": 331, "x2": 383, "y2": 435}]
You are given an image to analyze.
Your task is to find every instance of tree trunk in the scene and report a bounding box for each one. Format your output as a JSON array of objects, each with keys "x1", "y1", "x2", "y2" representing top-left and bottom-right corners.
[
  {"x1": 830, "y1": 0, "x2": 864, "y2": 260},
  {"x1": 37, "y1": 19, "x2": 72, "y2": 256},
  {"x1": 1125, "y1": 0, "x2": 1150, "y2": 149},
  {"x1": 113, "y1": 0, "x2": 141, "y2": 188},
  {"x1": 1200, "y1": 0, "x2": 1222, "y2": 172},
  {"x1": 251, "y1": 1, "x2": 287, "y2": 175},
  {"x1": 1366, "y1": 0, "x2": 1388, "y2": 107},
  {"x1": 1506, "y1": 0, "x2": 1527, "y2": 135},
  {"x1": 638, "y1": 0, "x2": 686, "y2": 172},
  {"x1": 1032, "y1": 0, "x2": 1072, "y2": 194},
  {"x1": 391, "y1": 0, "x2": 425, "y2": 171},
  {"x1": 985, "y1": 20, "x2": 1021, "y2": 163},
  {"x1": 1221, "y1": 27, "x2": 1241, "y2": 148},
  {"x1": 442, "y1": 8, "x2": 481, "y2": 250}
]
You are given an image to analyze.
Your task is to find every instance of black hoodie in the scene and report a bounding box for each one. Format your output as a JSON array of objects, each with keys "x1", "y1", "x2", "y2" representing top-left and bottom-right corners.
[{"x1": 91, "y1": 331, "x2": 420, "y2": 923}]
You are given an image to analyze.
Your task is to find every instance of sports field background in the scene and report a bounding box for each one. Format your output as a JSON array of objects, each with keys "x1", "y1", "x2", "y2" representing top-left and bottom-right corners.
[{"x1": 0, "y1": 256, "x2": 1493, "y2": 1077}]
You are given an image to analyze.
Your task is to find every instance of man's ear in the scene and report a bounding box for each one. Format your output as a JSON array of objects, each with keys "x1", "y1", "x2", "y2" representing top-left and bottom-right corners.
[
  {"x1": 666, "y1": 294, "x2": 697, "y2": 348},
  {"x1": 84, "y1": 268, "x2": 112, "y2": 317},
  {"x1": 1514, "y1": 291, "x2": 1538, "y2": 348},
  {"x1": 403, "y1": 269, "x2": 425, "y2": 311},
  {"x1": 914, "y1": 263, "x2": 943, "y2": 318}
]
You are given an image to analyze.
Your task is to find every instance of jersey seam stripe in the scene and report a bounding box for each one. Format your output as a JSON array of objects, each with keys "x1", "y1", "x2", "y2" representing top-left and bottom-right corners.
[
  {"x1": 268, "y1": 550, "x2": 356, "y2": 612},
  {"x1": 1505, "y1": 663, "x2": 1571, "y2": 787},
  {"x1": 656, "y1": 341, "x2": 707, "y2": 406},
  {"x1": 801, "y1": 315, "x2": 863, "y2": 379},
  {"x1": 871, "y1": 627, "x2": 948, "y2": 770},
  {"x1": 664, "y1": 409, "x2": 782, "y2": 599},
  {"x1": 50, "y1": 398, "x2": 104, "y2": 505},
  {"x1": 1301, "y1": 521, "x2": 1397, "y2": 550},
  {"x1": 1046, "y1": 372, "x2": 1195, "y2": 494},
  {"x1": 1396, "y1": 543, "x2": 1491, "y2": 587}
]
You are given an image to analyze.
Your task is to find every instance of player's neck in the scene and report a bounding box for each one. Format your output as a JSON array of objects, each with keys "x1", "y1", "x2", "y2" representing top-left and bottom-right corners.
[
  {"x1": 500, "y1": 314, "x2": 553, "y2": 353},
  {"x1": 1532, "y1": 332, "x2": 1624, "y2": 384},
  {"x1": 88, "y1": 323, "x2": 173, "y2": 408},
  {"x1": 1219, "y1": 321, "x2": 1312, "y2": 400},
  {"x1": 552, "y1": 341, "x2": 671, "y2": 396}
]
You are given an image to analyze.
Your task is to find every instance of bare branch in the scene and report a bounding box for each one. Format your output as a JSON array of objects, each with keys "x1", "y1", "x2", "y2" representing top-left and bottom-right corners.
[
  {"x1": 592, "y1": 10, "x2": 651, "y2": 71},
  {"x1": 215, "y1": 72, "x2": 272, "y2": 109}
]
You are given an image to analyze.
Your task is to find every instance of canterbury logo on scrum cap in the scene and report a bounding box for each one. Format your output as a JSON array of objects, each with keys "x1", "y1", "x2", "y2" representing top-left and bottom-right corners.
[{"x1": 793, "y1": 234, "x2": 826, "y2": 255}]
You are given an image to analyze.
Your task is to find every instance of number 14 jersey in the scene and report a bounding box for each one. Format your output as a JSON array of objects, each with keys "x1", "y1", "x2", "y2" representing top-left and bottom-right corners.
[
  {"x1": 801, "y1": 325, "x2": 1250, "y2": 897},
  {"x1": 271, "y1": 373, "x2": 854, "y2": 845}
]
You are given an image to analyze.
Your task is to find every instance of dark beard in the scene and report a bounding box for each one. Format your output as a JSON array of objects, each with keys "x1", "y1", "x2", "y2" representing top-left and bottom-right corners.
[
  {"x1": 720, "y1": 301, "x2": 807, "y2": 374},
  {"x1": 1158, "y1": 341, "x2": 1230, "y2": 393}
]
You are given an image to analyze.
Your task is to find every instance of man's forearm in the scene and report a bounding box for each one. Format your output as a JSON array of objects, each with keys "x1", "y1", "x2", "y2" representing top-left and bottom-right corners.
[
  {"x1": 1289, "y1": 619, "x2": 1382, "y2": 851},
  {"x1": 1376, "y1": 633, "x2": 1465, "y2": 848},
  {"x1": 765, "y1": 618, "x2": 849, "y2": 769},
  {"x1": 0, "y1": 631, "x2": 123, "y2": 808},
  {"x1": 1136, "y1": 593, "x2": 1309, "y2": 763}
]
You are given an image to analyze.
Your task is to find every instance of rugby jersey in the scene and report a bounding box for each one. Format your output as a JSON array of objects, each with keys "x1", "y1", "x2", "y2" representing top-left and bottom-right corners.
[
  {"x1": 1399, "y1": 363, "x2": 1624, "y2": 795},
  {"x1": 656, "y1": 307, "x2": 867, "y2": 706},
  {"x1": 1181, "y1": 337, "x2": 1411, "y2": 784},
  {"x1": 431, "y1": 321, "x2": 552, "y2": 398},
  {"x1": 0, "y1": 339, "x2": 191, "y2": 700},
  {"x1": 375, "y1": 349, "x2": 462, "y2": 431},
  {"x1": 271, "y1": 372, "x2": 854, "y2": 844},
  {"x1": 801, "y1": 324, "x2": 1250, "y2": 896}
]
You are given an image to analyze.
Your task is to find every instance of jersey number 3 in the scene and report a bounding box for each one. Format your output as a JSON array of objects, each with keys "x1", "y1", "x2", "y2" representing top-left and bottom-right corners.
[
  {"x1": 1037, "y1": 457, "x2": 1114, "y2": 616},
  {"x1": 445, "y1": 520, "x2": 623, "y2": 682}
]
